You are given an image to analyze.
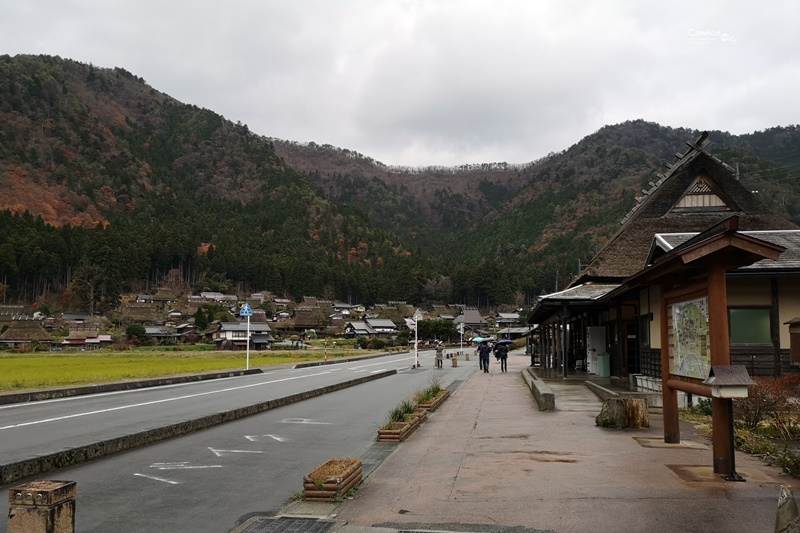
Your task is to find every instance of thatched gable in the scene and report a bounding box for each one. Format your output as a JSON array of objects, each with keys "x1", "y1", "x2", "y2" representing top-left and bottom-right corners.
[
  {"x1": 0, "y1": 320, "x2": 54, "y2": 344},
  {"x1": 575, "y1": 133, "x2": 797, "y2": 284}
]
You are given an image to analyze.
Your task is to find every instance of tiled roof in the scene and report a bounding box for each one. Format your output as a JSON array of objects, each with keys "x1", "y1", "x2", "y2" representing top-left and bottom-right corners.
[
  {"x1": 653, "y1": 229, "x2": 800, "y2": 271},
  {"x1": 366, "y1": 319, "x2": 398, "y2": 329},
  {"x1": 540, "y1": 283, "x2": 621, "y2": 302}
]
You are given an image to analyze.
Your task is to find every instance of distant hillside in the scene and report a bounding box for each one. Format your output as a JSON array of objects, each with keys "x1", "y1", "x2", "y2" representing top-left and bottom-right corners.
[{"x1": 1, "y1": 54, "x2": 799, "y2": 311}]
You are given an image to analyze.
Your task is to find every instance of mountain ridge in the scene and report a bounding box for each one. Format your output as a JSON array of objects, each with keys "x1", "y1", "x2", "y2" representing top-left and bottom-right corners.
[{"x1": 2, "y1": 53, "x2": 800, "y2": 310}]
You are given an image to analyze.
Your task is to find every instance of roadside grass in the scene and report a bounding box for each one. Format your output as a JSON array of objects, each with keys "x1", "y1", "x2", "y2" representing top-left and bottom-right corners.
[{"x1": 0, "y1": 345, "x2": 357, "y2": 392}]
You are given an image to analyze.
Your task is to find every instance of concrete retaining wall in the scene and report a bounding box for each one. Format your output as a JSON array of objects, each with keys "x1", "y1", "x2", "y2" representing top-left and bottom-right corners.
[
  {"x1": 0, "y1": 369, "x2": 396, "y2": 486},
  {"x1": 521, "y1": 368, "x2": 555, "y2": 411}
]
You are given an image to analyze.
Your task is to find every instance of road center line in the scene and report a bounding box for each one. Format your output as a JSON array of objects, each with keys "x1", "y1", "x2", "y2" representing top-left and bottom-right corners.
[{"x1": 0, "y1": 370, "x2": 336, "y2": 431}]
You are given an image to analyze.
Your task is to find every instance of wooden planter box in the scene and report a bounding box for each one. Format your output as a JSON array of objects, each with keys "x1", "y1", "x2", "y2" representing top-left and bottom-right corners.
[
  {"x1": 418, "y1": 390, "x2": 450, "y2": 412},
  {"x1": 377, "y1": 409, "x2": 426, "y2": 442},
  {"x1": 303, "y1": 458, "x2": 363, "y2": 502}
]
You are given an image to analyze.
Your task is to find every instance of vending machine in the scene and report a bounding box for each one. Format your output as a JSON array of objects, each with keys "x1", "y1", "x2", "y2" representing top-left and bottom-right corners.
[{"x1": 586, "y1": 326, "x2": 606, "y2": 374}]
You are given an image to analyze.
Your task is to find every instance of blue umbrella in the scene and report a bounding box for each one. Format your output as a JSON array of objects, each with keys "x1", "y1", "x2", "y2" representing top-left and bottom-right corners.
[
  {"x1": 472, "y1": 337, "x2": 485, "y2": 343},
  {"x1": 496, "y1": 339, "x2": 513, "y2": 345}
]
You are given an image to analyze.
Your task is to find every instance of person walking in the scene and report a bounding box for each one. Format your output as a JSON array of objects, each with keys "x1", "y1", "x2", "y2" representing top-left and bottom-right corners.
[
  {"x1": 496, "y1": 342, "x2": 509, "y2": 372},
  {"x1": 435, "y1": 342, "x2": 444, "y2": 369},
  {"x1": 477, "y1": 340, "x2": 492, "y2": 373}
]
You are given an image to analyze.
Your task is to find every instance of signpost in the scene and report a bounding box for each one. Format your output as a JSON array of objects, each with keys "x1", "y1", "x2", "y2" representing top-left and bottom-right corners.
[{"x1": 239, "y1": 302, "x2": 253, "y2": 370}]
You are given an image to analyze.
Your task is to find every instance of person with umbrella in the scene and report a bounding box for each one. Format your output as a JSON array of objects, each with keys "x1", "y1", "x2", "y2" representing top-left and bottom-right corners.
[
  {"x1": 477, "y1": 340, "x2": 492, "y2": 373},
  {"x1": 496, "y1": 339, "x2": 510, "y2": 372}
]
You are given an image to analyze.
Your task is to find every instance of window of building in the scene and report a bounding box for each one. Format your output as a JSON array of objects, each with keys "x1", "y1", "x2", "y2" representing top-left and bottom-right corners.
[{"x1": 729, "y1": 307, "x2": 771, "y2": 345}]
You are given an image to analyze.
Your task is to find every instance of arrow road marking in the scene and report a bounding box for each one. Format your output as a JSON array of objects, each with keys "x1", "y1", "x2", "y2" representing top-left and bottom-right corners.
[
  {"x1": 134, "y1": 473, "x2": 180, "y2": 485},
  {"x1": 244, "y1": 434, "x2": 286, "y2": 442},
  {"x1": 208, "y1": 447, "x2": 266, "y2": 457},
  {"x1": 279, "y1": 418, "x2": 331, "y2": 425},
  {"x1": 150, "y1": 462, "x2": 222, "y2": 470}
]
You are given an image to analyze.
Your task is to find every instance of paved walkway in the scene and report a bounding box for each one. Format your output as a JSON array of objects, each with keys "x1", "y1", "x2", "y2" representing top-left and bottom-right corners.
[{"x1": 238, "y1": 353, "x2": 800, "y2": 533}]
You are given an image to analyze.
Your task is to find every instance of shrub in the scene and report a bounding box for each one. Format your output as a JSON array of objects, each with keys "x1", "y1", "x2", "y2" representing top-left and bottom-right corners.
[
  {"x1": 696, "y1": 397, "x2": 713, "y2": 417},
  {"x1": 367, "y1": 338, "x2": 386, "y2": 350}
]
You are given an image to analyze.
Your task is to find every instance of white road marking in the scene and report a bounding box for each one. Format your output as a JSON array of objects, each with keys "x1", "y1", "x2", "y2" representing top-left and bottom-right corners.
[
  {"x1": 208, "y1": 447, "x2": 265, "y2": 457},
  {"x1": 0, "y1": 374, "x2": 270, "y2": 411},
  {"x1": 150, "y1": 462, "x2": 222, "y2": 470},
  {"x1": 133, "y1": 473, "x2": 180, "y2": 485},
  {"x1": 244, "y1": 434, "x2": 285, "y2": 442},
  {"x1": 0, "y1": 370, "x2": 336, "y2": 431},
  {"x1": 279, "y1": 418, "x2": 331, "y2": 425}
]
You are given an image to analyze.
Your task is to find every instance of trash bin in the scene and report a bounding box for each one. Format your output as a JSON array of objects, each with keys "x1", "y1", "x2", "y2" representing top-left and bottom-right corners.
[
  {"x1": 597, "y1": 352, "x2": 610, "y2": 378},
  {"x1": 452, "y1": 356, "x2": 458, "y2": 368}
]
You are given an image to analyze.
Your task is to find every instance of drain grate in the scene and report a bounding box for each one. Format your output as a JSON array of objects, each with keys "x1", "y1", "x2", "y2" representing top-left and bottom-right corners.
[{"x1": 238, "y1": 517, "x2": 336, "y2": 533}]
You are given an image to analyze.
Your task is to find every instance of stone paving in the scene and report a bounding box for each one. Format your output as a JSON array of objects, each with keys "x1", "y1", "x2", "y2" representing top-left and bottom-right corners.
[{"x1": 234, "y1": 353, "x2": 800, "y2": 533}]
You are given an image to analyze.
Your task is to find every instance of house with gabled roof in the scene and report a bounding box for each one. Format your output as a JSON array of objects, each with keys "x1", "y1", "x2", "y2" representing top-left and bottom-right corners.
[
  {"x1": 61, "y1": 330, "x2": 112, "y2": 350},
  {"x1": 345, "y1": 321, "x2": 375, "y2": 338},
  {"x1": 213, "y1": 321, "x2": 274, "y2": 350},
  {"x1": 344, "y1": 318, "x2": 399, "y2": 338},
  {"x1": 530, "y1": 133, "x2": 800, "y2": 380},
  {"x1": 454, "y1": 308, "x2": 488, "y2": 329},
  {"x1": 0, "y1": 319, "x2": 55, "y2": 350},
  {"x1": 495, "y1": 312, "x2": 521, "y2": 326}
]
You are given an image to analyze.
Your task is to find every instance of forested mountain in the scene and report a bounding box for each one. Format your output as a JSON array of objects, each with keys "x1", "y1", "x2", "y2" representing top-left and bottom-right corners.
[{"x1": 2, "y1": 54, "x2": 799, "y2": 312}]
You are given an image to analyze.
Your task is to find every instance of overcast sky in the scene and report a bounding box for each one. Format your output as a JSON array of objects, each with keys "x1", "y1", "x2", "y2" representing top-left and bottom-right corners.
[{"x1": 2, "y1": 1, "x2": 799, "y2": 167}]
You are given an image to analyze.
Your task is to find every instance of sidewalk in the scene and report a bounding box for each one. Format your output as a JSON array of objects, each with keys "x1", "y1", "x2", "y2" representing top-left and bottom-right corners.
[{"x1": 250, "y1": 352, "x2": 800, "y2": 533}]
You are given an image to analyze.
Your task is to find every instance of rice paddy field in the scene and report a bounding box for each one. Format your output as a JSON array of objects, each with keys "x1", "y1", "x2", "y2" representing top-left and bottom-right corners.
[{"x1": 0, "y1": 344, "x2": 355, "y2": 392}]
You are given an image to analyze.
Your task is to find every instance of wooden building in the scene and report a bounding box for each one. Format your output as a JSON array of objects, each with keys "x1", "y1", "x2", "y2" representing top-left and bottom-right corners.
[{"x1": 530, "y1": 133, "x2": 800, "y2": 381}]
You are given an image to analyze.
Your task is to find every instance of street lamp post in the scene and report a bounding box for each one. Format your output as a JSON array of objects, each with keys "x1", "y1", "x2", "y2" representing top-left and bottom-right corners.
[
  {"x1": 458, "y1": 322, "x2": 464, "y2": 359},
  {"x1": 413, "y1": 309, "x2": 423, "y2": 368}
]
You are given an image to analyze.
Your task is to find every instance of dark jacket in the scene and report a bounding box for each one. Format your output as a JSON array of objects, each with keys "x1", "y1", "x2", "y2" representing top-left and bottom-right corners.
[
  {"x1": 477, "y1": 344, "x2": 492, "y2": 358},
  {"x1": 496, "y1": 344, "x2": 508, "y2": 358}
]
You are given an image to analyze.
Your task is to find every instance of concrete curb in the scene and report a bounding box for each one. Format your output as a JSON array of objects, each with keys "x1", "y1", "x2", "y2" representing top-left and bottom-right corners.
[
  {"x1": 0, "y1": 369, "x2": 397, "y2": 486},
  {"x1": 0, "y1": 368, "x2": 264, "y2": 406},
  {"x1": 521, "y1": 368, "x2": 555, "y2": 411}
]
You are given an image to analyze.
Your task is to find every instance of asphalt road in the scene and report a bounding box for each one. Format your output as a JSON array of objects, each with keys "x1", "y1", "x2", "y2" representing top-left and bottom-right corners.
[
  {"x1": 0, "y1": 352, "x2": 414, "y2": 466},
  {"x1": 1, "y1": 349, "x2": 478, "y2": 533}
]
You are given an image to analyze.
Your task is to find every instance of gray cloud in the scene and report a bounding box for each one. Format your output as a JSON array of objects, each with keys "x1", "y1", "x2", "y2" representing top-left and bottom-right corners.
[{"x1": 1, "y1": 0, "x2": 799, "y2": 166}]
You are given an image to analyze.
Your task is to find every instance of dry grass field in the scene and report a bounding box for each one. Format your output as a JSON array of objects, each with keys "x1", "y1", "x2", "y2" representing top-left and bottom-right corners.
[{"x1": 0, "y1": 344, "x2": 355, "y2": 392}]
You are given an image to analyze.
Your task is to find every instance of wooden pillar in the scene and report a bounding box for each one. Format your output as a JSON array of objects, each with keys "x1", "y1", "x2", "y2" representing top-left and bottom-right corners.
[
  {"x1": 661, "y1": 285, "x2": 680, "y2": 443},
  {"x1": 708, "y1": 263, "x2": 734, "y2": 475},
  {"x1": 772, "y1": 277, "x2": 781, "y2": 376}
]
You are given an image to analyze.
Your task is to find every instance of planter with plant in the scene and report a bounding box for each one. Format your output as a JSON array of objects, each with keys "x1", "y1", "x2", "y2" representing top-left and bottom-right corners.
[
  {"x1": 303, "y1": 457, "x2": 363, "y2": 502},
  {"x1": 377, "y1": 379, "x2": 448, "y2": 442}
]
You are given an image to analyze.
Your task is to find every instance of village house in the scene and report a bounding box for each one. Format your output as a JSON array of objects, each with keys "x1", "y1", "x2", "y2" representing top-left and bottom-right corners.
[
  {"x1": 62, "y1": 330, "x2": 112, "y2": 350},
  {"x1": 0, "y1": 319, "x2": 56, "y2": 350},
  {"x1": 454, "y1": 308, "x2": 489, "y2": 338},
  {"x1": 213, "y1": 321, "x2": 274, "y2": 351},
  {"x1": 344, "y1": 318, "x2": 399, "y2": 338}
]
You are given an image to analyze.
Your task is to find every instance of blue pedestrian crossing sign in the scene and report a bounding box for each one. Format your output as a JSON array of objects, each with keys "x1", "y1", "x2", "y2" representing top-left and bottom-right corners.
[{"x1": 239, "y1": 302, "x2": 253, "y2": 317}]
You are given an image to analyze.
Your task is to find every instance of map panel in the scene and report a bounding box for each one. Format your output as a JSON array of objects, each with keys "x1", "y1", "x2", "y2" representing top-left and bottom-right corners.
[{"x1": 669, "y1": 297, "x2": 711, "y2": 379}]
